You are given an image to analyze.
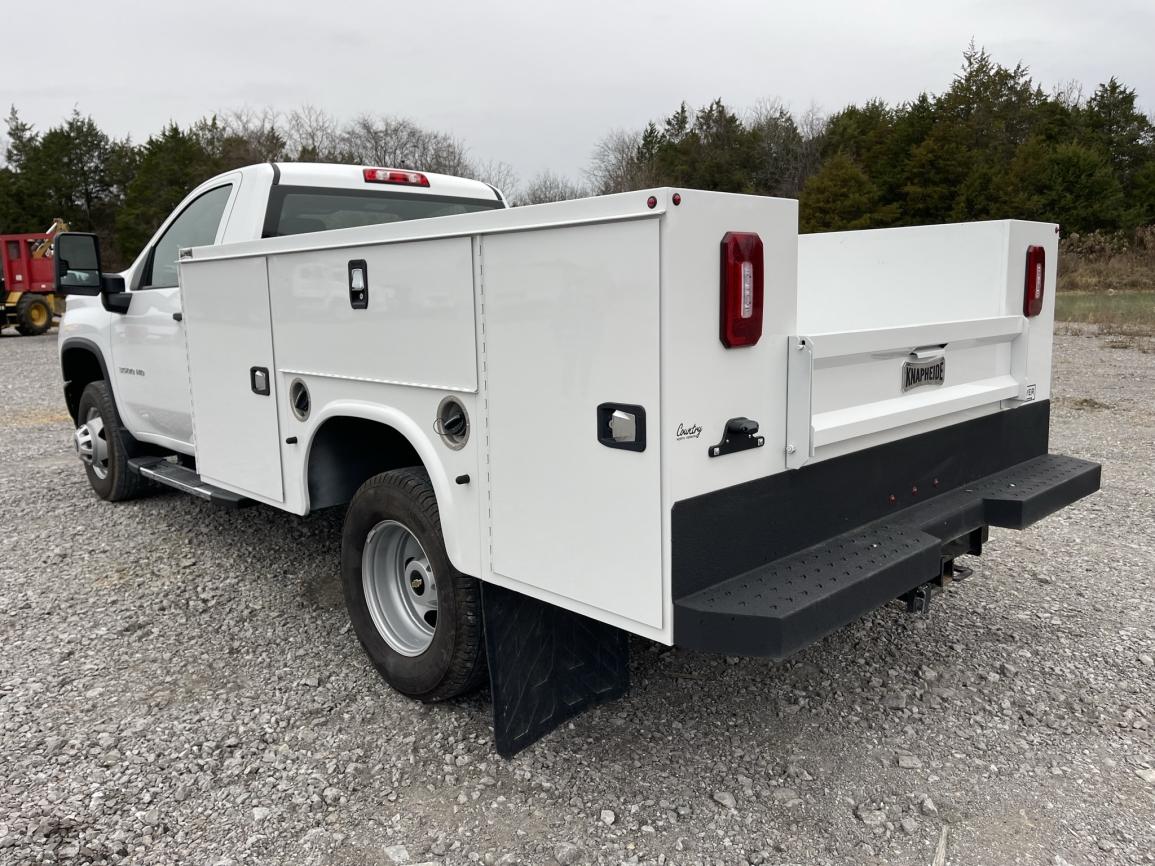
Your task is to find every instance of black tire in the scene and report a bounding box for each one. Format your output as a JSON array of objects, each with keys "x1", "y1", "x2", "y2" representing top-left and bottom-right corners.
[
  {"x1": 75, "y1": 381, "x2": 147, "y2": 502},
  {"x1": 341, "y1": 468, "x2": 487, "y2": 702},
  {"x1": 15, "y1": 294, "x2": 53, "y2": 336}
]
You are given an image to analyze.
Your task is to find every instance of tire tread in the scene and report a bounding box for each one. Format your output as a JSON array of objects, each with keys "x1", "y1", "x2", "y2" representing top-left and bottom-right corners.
[
  {"x1": 77, "y1": 381, "x2": 147, "y2": 502},
  {"x1": 345, "y1": 468, "x2": 487, "y2": 702}
]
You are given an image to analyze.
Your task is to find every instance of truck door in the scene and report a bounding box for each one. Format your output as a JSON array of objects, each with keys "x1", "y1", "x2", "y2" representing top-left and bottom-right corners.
[{"x1": 111, "y1": 177, "x2": 241, "y2": 450}]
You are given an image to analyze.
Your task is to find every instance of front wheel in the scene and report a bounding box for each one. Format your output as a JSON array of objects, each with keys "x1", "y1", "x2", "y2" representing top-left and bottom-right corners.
[
  {"x1": 341, "y1": 468, "x2": 487, "y2": 701},
  {"x1": 74, "y1": 381, "x2": 146, "y2": 501}
]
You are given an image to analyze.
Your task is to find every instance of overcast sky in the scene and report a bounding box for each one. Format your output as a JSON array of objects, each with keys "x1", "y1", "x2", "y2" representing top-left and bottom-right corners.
[{"x1": 5, "y1": 0, "x2": 1153, "y2": 187}]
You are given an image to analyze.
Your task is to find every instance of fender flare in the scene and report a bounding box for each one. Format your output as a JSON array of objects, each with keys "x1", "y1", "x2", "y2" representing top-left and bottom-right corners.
[
  {"x1": 304, "y1": 399, "x2": 469, "y2": 573},
  {"x1": 59, "y1": 337, "x2": 114, "y2": 421}
]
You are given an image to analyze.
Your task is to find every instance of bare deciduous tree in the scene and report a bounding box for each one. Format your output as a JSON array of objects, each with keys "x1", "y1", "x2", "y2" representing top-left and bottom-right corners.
[
  {"x1": 208, "y1": 107, "x2": 287, "y2": 164},
  {"x1": 466, "y1": 158, "x2": 519, "y2": 202},
  {"x1": 339, "y1": 115, "x2": 472, "y2": 175},
  {"x1": 518, "y1": 170, "x2": 589, "y2": 205},
  {"x1": 1052, "y1": 80, "x2": 1085, "y2": 109},
  {"x1": 587, "y1": 128, "x2": 647, "y2": 194},
  {"x1": 747, "y1": 98, "x2": 827, "y2": 199},
  {"x1": 285, "y1": 105, "x2": 343, "y2": 161}
]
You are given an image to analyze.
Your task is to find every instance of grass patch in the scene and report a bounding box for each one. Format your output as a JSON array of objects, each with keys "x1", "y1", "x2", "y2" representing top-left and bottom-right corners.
[
  {"x1": 1059, "y1": 227, "x2": 1155, "y2": 294},
  {"x1": 1054, "y1": 290, "x2": 1155, "y2": 335}
]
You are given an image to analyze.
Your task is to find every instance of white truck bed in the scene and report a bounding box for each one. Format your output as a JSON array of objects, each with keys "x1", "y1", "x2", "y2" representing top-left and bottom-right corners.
[{"x1": 177, "y1": 190, "x2": 1096, "y2": 653}]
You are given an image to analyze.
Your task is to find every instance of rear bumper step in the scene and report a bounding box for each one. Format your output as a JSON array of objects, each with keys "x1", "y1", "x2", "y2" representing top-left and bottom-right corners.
[{"x1": 673, "y1": 453, "x2": 1100, "y2": 658}]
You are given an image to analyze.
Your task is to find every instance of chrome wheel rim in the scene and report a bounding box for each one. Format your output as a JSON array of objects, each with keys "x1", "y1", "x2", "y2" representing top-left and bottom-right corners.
[
  {"x1": 362, "y1": 520, "x2": 438, "y2": 656},
  {"x1": 75, "y1": 406, "x2": 109, "y2": 480}
]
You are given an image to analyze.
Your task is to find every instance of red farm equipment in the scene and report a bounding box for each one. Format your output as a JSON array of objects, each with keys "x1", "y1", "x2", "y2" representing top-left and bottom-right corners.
[{"x1": 1, "y1": 219, "x2": 69, "y2": 337}]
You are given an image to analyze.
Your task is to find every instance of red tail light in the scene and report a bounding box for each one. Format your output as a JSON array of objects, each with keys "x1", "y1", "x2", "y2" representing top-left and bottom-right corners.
[
  {"x1": 363, "y1": 168, "x2": 430, "y2": 187},
  {"x1": 719, "y1": 232, "x2": 764, "y2": 348},
  {"x1": 1023, "y1": 245, "x2": 1045, "y2": 317}
]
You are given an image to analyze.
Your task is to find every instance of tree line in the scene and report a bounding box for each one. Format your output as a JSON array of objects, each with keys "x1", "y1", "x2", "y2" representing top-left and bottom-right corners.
[{"x1": 2, "y1": 46, "x2": 1152, "y2": 270}]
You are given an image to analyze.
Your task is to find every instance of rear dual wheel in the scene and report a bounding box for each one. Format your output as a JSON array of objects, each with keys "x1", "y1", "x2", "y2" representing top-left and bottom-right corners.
[{"x1": 341, "y1": 468, "x2": 487, "y2": 701}]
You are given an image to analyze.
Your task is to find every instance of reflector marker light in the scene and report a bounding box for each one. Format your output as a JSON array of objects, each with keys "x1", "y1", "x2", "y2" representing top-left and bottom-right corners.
[
  {"x1": 740, "y1": 261, "x2": 754, "y2": 318},
  {"x1": 719, "y1": 232, "x2": 765, "y2": 348},
  {"x1": 363, "y1": 168, "x2": 430, "y2": 187},
  {"x1": 1024, "y1": 245, "x2": 1045, "y2": 317}
]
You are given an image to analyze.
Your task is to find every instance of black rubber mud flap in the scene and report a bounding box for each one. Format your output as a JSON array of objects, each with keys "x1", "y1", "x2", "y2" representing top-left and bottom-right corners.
[{"x1": 481, "y1": 582, "x2": 629, "y2": 758}]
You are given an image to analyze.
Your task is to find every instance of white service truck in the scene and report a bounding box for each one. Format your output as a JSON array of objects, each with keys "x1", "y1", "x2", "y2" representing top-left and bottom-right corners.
[{"x1": 54, "y1": 163, "x2": 1100, "y2": 755}]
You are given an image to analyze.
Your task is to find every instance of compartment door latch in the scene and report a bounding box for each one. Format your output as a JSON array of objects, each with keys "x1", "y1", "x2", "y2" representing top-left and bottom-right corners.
[
  {"x1": 597, "y1": 403, "x2": 646, "y2": 452},
  {"x1": 250, "y1": 366, "x2": 270, "y2": 396},
  {"x1": 348, "y1": 259, "x2": 368, "y2": 310}
]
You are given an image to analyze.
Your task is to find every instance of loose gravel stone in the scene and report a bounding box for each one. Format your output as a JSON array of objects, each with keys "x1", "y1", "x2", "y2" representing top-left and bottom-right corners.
[
  {"x1": 855, "y1": 804, "x2": 887, "y2": 827},
  {"x1": 882, "y1": 690, "x2": 907, "y2": 710},
  {"x1": 554, "y1": 842, "x2": 583, "y2": 865},
  {"x1": 712, "y1": 791, "x2": 737, "y2": 809},
  {"x1": 0, "y1": 331, "x2": 1151, "y2": 865}
]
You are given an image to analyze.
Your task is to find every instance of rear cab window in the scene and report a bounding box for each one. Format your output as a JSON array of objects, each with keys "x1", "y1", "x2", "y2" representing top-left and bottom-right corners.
[{"x1": 263, "y1": 187, "x2": 503, "y2": 238}]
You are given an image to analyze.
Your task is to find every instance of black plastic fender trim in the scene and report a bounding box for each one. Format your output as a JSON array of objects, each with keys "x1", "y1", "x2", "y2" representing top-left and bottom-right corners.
[{"x1": 59, "y1": 337, "x2": 113, "y2": 422}]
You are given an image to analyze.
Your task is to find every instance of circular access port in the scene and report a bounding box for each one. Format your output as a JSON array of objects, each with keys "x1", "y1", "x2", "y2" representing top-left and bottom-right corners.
[
  {"x1": 435, "y1": 396, "x2": 469, "y2": 450},
  {"x1": 289, "y1": 379, "x2": 311, "y2": 421}
]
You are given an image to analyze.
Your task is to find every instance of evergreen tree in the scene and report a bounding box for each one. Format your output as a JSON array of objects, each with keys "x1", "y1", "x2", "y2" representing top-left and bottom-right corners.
[
  {"x1": 799, "y1": 153, "x2": 890, "y2": 232},
  {"x1": 1080, "y1": 78, "x2": 1154, "y2": 185},
  {"x1": 116, "y1": 123, "x2": 217, "y2": 263},
  {"x1": 1006, "y1": 139, "x2": 1125, "y2": 232}
]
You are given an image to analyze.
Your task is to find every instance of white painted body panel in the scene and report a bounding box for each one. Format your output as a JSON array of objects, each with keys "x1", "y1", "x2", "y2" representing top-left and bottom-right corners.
[
  {"x1": 267, "y1": 237, "x2": 477, "y2": 392},
  {"x1": 657, "y1": 191, "x2": 799, "y2": 504},
  {"x1": 480, "y1": 219, "x2": 664, "y2": 629},
  {"x1": 181, "y1": 257, "x2": 284, "y2": 501}
]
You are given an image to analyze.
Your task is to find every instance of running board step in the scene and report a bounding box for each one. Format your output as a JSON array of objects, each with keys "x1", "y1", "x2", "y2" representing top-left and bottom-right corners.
[{"x1": 128, "y1": 457, "x2": 253, "y2": 508}]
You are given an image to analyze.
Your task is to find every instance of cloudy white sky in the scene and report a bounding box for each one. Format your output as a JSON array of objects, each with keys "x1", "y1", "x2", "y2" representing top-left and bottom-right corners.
[{"x1": 5, "y1": 0, "x2": 1153, "y2": 186}]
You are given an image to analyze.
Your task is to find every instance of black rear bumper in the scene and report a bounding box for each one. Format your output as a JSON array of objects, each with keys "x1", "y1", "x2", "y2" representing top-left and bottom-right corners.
[{"x1": 671, "y1": 401, "x2": 1101, "y2": 658}]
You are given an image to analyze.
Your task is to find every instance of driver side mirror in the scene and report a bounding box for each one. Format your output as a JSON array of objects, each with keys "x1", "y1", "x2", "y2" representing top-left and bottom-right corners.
[{"x1": 54, "y1": 232, "x2": 104, "y2": 296}]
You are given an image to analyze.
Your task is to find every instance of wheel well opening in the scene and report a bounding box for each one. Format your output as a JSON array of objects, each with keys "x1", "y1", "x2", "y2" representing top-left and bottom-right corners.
[
  {"x1": 307, "y1": 417, "x2": 423, "y2": 511},
  {"x1": 61, "y1": 347, "x2": 106, "y2": 422}
]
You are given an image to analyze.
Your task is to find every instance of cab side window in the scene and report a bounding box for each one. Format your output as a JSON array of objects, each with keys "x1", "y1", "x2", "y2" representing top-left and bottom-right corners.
[{"x1": 140, "y1": 185, "x2": 233, "y2": 289}]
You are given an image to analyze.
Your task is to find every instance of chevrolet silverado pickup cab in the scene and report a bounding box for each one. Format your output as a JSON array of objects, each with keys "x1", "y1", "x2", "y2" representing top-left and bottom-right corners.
[{"x1": 54, "y1": 163, "x2": 1100, "y2": 756}]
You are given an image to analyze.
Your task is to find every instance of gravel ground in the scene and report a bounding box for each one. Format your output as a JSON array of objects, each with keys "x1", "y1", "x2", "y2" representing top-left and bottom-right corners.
[{"x1": 0, "y1": 331, "x2": 1151, "y2": 866}]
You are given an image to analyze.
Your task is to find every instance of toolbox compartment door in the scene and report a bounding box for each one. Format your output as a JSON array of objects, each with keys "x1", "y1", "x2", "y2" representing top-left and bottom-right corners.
[
  {"x1": 481, "y1": 219, "x2": 663, "y2": 629},
  {"x1": 181, "y1": 256, "x2": 285, "y2": 502}
]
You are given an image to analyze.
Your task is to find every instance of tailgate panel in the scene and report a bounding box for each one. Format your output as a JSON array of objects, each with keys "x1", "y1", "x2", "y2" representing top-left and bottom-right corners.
[{"x1": 797, "y1": 221, "x2": 1057, "y2": 461}]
